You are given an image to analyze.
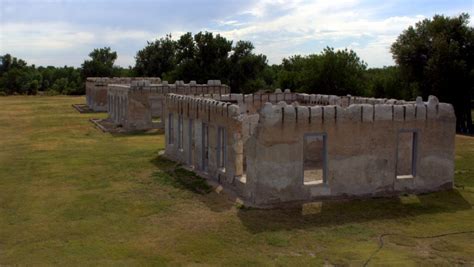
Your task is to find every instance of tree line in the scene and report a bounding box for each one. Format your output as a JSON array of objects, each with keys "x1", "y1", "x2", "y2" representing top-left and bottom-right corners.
[{"x1": 0, "y1": 14, "x2": 472, "y2": 132}]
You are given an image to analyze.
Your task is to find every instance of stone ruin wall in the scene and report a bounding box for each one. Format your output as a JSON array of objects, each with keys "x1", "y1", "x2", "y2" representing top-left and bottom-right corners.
[
  {"x1": 85, "y1": 77, "x2": 162, "y2": 112},
  {"x1": 107, "y1": 80, "x2": 230, "y2": 131},
  {"x1": 163, "y1": 91, "x2": 456, "y2": 207},
  {"x1": 164, "y1": 93, "x2": 246, "y2": 193},
  {"x1": 246, "y1": 96, "x2": 455, "y2": 205}
]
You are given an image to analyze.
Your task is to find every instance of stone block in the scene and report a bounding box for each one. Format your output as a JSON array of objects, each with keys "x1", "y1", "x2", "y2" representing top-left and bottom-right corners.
[
  {"x1": 374, "y1": 104, "x2": 392, "y2": 121},
  {"x1": 393, "y1": 105, "x2": 404, "y2": 122},
  {"x1": 361, "y1": 104, "x2": 373, "y2": 122},
  {"x1": 323, "y1": 105, "x2": 336, "y2": 123},
  {"x1": 310, "y1": 106, "x2": 323, "y2": 123}
]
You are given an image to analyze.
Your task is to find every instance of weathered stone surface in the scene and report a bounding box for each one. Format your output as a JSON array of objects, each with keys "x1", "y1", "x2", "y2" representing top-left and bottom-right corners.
[
  {"x1": 374, "y1": 104, "x2": 392, "y2": 121},
  {"x1": 86, "y1": 77, "x2": 161, "y2": 112},
  {"x1": 162, "y1": 91, "x2": 455, "y2": 207},
  {"x1": 106, "y1": 81, "x2": 230, "y2": 131}
]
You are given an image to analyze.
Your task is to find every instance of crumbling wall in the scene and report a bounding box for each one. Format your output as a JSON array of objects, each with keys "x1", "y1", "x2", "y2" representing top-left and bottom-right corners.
[
  {"x1": 107, "y1": 80, "x2": 230, "y2": 131},
  {"x1": 164, "y1": 94, "x2": 245, "y2": 195},
  {"x1": 107, "y1": 84, "x2": 132, "y2": 127},
  {"x1": 246, "y1": 96, "x2": 455, "y2": 205},
  {"x1": 86, "y1": 77, "x2": 161, "y2": 112},
  {"x1": 184, "y1": 89, "x2": 411, "y2": 115},
  {"x1": 163, "y1": 91, "x2": 456, "y2": 207}
]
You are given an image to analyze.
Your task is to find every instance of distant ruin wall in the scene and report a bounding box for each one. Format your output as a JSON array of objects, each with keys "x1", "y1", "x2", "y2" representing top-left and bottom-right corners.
[
  {"x1": 85, "y1": 77, "x2": 161, "y2": 112},
  {"x1": 107, "y1": 80, "x2": 230, "y2": 131}
]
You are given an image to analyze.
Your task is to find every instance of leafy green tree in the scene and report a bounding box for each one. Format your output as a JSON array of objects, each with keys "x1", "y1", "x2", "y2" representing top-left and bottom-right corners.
[
  {"x1": 113, "y1": 66, "x2": 133, "y2": 77},
  {"x1": 229, "y1": 41, "x2": 268, "y2": 93},
  {"x1": 277, "y1": 55, "x2": 307, "y2": 90},
  {"x1": 0, "y1": 54, "x2": 27, "y2": 75},
  {"x1": 134, "y1": 35, "x2": 176, "y2": 77},
  {"x1": 50, "y1": 78, "x2": 70, "y2": 94},
  {"x1": 0, "y1": 55, "x2": 42, "y2": 95},
  {"x1": 365, "y1": 66, "x2": 413, "y2": 99},
  {"x1": 1, "y1": 68, "x2": 42, "y2": 95},
  {"x1": 134, "y1": 32, "x2": 270, "y2": 92},
  {"x1": 261, "y1": 64, "x2": 280, "y2": 89},
  {"x1": 81, "y1": 47, "x2": 118, "y2": 78},
  {"x1": 310, "y1": 47, "x2": 367, "y2": 95},
  {"x1": 38, "y1": 66, "x2": 83, "y2": 95},
  {"x1": 277, "y1": 48, "x2": 367, "y2": 95},
  {"x1": 193, "y1": 32, "x2": 232, "y2": 81},
  {"x1": 391, "y1": 13, "x2": 474, "y2": 132},
  {"x1": 170, "y1": 32, "x2": 199, "y2": 81},
  {"x1": 172, "y1": 32, "x2": 232, "y2": 83}
]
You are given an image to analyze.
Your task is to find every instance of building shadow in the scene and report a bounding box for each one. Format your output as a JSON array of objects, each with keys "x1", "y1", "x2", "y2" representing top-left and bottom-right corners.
[
  {"x1": 110, "y1": 129, "x2": 163, "y2": 138},
  {"x1": 236, "y1": 189, "x2": 472, "y2": 233},
  {"x1": 149, "y1": 155, "x2": 471, "y2": 230},
  {"x1": 150, "y1": 154, "x2": 235, "y2": 212}
]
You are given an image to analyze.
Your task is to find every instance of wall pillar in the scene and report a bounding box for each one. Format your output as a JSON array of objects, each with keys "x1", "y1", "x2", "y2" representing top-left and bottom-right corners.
[{"x1": 233, "y1": 133, "x2": 244, "y2": 177}]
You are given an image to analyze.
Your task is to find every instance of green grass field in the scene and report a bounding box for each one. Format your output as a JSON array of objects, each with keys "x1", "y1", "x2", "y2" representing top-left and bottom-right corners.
[{"x1": 1, "y1": 96, "x2": 473, "y2": 266}]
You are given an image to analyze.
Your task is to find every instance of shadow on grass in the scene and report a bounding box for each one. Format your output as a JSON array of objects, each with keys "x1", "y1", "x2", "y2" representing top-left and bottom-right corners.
[
  {"x1": 111, "y1": 129, "x2": 163, "y2": 138},
  {"x1": 150, "y1": 155, "x2": 234, "y2": 212},
  {"x1": 149, "y1": 156, "x2": 472, "y2": 232},
  {"x1": 236, "y1": 190, "x2": 472, "y2": 233}
]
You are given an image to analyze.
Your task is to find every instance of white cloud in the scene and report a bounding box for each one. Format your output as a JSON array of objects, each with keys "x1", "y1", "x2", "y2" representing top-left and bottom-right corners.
[
  {"x1": 345, "y1": 35, "x2": 397, "y2": 67},
  {"x1": 0, "y1": 22, "x2": 95, "y2": 50},
  {"x1": 0, "y1": 22, "x2": 162, "y2": 50},
  {"x1": 0, "y1": 0, "x2": 470, "y2": 68},
  {"x1": 115, "y1": 54, "x2": 136, "y2": 68},
  {"x1": 101, "y1": 29, "x2": 156, "y2": 44},
  {"x1": 210, "y1": 0, "x2": 426, "y2": 66},
  {"x1": 0, "y1": 22, "x2": 174, "y2": 66}
]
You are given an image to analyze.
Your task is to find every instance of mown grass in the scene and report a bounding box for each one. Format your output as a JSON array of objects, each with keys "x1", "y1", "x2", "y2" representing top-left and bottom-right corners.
[{"x1": 0, "y1": 96, "x2": 473, "y2": 266}]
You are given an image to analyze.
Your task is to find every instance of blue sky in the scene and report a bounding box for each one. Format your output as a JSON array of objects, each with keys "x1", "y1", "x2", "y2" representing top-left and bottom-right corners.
[{"x1": 1, "y1": 0, "x2": 472, "y2": 68}]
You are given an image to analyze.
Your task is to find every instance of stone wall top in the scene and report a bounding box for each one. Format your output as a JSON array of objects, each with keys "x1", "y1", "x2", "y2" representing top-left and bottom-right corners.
[
  {"x1": 107, "y1": 84, "x2": 131, "y2": 91},
  {"x1": 165, "y1": 93, "x2": 241, "y2": 121},
  {"x1": 86, "y1": 77, "x2": 162, "y2": 85},
  {"x1": 120, "y1": 80, "x2": 231, "y2": 95},
  {"x1": 259, "y1": 95, "x2": 455, "y2": 126},
  {"x1": 173, "y1": 90, "x2": 409, "y2": 107},
  {"x1": 165, "y1": 92, "x2": 455, "y2": 126}
]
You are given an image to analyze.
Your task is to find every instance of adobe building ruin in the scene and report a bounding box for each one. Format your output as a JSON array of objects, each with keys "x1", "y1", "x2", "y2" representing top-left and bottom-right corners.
[
  {"x1": 163, "y1": 90, "x2": 456, "y2": 207},
  {"x1": 85, "y1": 77, "x2": 162, "y2": 112},
  {"x1": 105, "y1": 80, "x2": 230, "y2": 131}
]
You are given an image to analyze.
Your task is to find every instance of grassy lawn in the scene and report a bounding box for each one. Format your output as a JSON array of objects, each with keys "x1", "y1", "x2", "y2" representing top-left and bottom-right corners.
[{"x1": 0, "y1": 96, "x2": 473, "y2": 266}]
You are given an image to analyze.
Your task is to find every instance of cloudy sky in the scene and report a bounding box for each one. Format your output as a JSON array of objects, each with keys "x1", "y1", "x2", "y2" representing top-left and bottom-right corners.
[{"x1": 1, "y1": 0, "x2": 472, "y2": 68}]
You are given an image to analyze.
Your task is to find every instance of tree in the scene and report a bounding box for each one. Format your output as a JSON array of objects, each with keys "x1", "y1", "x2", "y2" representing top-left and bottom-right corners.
[
  {"x1": 0, "y1": 54, "x2": 27, "y2": 75},
  {"x1": 81, "y1": 47, "x2": 118, "y2": 78},
  {"x1": 193, "y1": 32, "x2": 232, "y2": 81},
  {"x1": 0, "y1": 54, "x2": 42, "y2": 95},
  {"x1": 229, "y1": 41, "x2": 268, "y2": 93},
  {"x1": 39, "y1": 66, "x2": 83, "y2": 95},
  {"x1": 365, "y1": 66, "x2": 413, "y2": 100},
  {"x1": 170, "y1": 32, "x2": 199, "y2": 81},
  {"x1": 172, "y1": 32, "x2": 232, "y2": 83},
  {"x1": 133, "y1": 32, "x2": 270, "y2": 92},
  {"x1": 276, "y1": 48, "x2": 367, "y2": 96},
  {"x1": 391, "y1": 13, "x2": 474, "y2": 132},
  {"x1": 134, "y1": 35, "x2": 176, "y2": 77},
  {"x1": 277, "y1": 55, "x2": 307, "y2": 90}
]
